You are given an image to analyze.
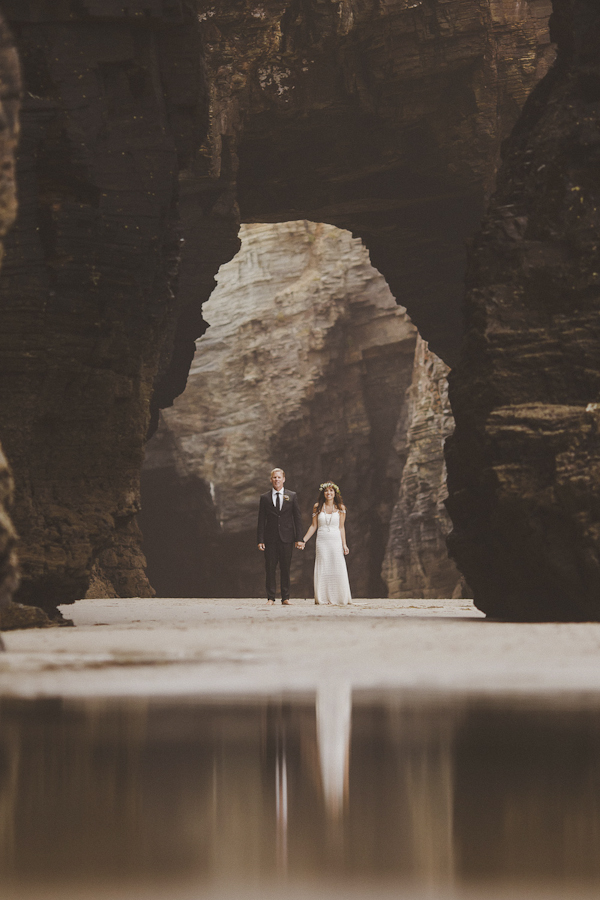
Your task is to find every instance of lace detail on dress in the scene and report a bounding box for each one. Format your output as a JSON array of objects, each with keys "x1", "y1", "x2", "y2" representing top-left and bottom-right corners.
[{"x1": 314, "y1": 510, "x2": 352, "y2": 606}]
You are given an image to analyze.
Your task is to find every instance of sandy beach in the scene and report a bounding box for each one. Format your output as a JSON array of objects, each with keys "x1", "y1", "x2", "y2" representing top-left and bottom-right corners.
[{"x1": 1, "y1": 596, "x2": 600, "y2": 700}]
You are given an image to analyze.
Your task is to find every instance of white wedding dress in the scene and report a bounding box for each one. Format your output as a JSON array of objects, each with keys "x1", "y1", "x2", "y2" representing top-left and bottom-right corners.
[{"x1": 314, "y1": 509, "x2": 352, "y2": 606}]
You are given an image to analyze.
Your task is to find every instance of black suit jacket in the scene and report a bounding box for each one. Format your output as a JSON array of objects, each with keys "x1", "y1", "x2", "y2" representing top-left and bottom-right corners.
[{"x1": 257, "y1": 490, "x2": 303, "y2": 544}]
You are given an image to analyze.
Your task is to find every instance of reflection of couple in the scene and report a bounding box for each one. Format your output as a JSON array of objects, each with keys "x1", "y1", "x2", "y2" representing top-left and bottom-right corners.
[{"x1": 257, "y1": 468, "x2": 351, "y2": 606}]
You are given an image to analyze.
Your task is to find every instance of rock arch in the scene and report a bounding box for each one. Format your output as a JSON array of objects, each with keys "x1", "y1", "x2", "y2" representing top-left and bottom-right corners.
[
  {"x1": 1, "y1": 1, "x2": 592, "y2": 620},
  {"x1": 141, "y1": 220, "x2": 462, "y2": 600}
]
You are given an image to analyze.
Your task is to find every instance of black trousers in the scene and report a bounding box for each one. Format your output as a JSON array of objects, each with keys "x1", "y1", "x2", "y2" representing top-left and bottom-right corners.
[{"x1": 264, "y1": 539, "x2": 293, "y2": 601}]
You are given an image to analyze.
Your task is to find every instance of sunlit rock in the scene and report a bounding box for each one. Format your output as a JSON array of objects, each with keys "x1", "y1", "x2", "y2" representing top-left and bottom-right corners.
[
  {"x1": 142, "y1": 221, "x2": 419, "y2": 598},
  {"x1": 383, "y1": 337, "x2": 463, "y2": 600}
]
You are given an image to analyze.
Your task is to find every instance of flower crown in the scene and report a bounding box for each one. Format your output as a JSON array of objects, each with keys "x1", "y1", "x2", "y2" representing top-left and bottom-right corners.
[{"x1": 320, "y1": 482, "x2": 340, "y2": 494}]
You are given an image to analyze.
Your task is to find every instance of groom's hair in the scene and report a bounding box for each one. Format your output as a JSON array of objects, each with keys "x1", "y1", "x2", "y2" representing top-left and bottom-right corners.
[{"x1": 271, "y1": 467, "x2": 285, "y2": 477}]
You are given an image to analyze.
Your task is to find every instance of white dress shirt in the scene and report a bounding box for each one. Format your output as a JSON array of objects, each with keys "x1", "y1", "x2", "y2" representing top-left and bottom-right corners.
[{"x1": 272, "y1": 488, "x2": 283, "y2": 508}]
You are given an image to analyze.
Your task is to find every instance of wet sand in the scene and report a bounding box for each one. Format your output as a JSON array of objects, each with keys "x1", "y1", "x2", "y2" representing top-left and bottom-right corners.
[
  {"x1": 1, "y1": 596, "x2": 600, "y2": 699},
  {"x1": 4, "y1": 598, "x2": 600, "y2": 900}
]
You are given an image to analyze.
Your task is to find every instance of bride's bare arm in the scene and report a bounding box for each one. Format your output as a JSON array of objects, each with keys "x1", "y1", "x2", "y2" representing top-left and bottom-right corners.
[
  {"x1": 339, "y1": 507, "x2": 349, "y2": 554},
  {"x1": 302, "y1": 505, "x2": 319, "y2": 544}
]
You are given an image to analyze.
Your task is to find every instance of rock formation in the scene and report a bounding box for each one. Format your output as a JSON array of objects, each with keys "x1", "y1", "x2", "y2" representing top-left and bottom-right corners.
[
  {"x1": 382, "y1": 337, "x2": 462, "y2": 600},
  {"x1": 141, "y1": 221, "x2": 418, "y2": 598},
  {"x1": 0, "y1": 2, "x2": 207, "y2": 609},
  {"x1": 0, "y1": 12, "x2": 21, "y2": 619},
  {"x1": 0, "y1": 1, "x2": 554, "y2": 610},
  {"x1": 199, "y1": 0, "x2": 553, "y2": 363},
  {"x1": 0, "y1": 448, "x2": 18, "y2": 614},
  {"x1": 445, "y1": 0, "x2": 600, "y2": 620}
]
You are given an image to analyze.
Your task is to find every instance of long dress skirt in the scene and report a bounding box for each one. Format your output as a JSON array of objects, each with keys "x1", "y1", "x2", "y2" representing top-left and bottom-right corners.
[{"x1": 314, "y1": 510, "x2": 352, "y2": 606}]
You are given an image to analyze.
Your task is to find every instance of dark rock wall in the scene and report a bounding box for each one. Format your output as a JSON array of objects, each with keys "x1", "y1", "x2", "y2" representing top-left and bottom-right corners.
[
  {"x1": 140, "y1": 419, "x2": 223, "y2": 599},
  {"x1": 0, "y1": 2, "x2": 211, "y2": 608},
  {"x1": 0, "y1": 13, "x2": 20, "y2": 611},
  {"x1": 446, "y1": 0, "x2": 600, "y2": 620}
]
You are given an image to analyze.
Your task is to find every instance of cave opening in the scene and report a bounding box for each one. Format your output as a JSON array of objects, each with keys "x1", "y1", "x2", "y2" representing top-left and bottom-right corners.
[
  {"x1": 139, "y1": 221, "x2": 462, "y2": 602},
  {"x1": 0, "y1": 0, "x2": 566, "y2": 620}
]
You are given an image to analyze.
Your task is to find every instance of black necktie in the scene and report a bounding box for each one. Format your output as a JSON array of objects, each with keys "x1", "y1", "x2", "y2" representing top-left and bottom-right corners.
[{"x1": 276, "y1": 492, "x2": 281, "y2": 511}]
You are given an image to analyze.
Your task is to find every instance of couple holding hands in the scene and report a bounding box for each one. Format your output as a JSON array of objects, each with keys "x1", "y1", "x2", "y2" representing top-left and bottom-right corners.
[{"x1": 257, "y1": 468, "x2": 352, "y2": 606}]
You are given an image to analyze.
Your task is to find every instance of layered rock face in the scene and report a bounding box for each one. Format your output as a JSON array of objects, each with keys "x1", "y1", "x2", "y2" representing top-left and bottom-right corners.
[
  {"x1": 0, "y1": 0, "x2": 552, "y2": 609},
  {"x1": 445, "y1": 0, "x2": 600, "y2": 620},
  {"x1": 0, "y1": 14, "x2": 21, "y2": 613},
  {"x1": 383, "y1": 337, "x2": 462, "y2": 600},
  {"x1": 142, "y1": 221, "x2": 422, "y2": 598},
  {"x1": 0, "y1": 2, "x2": 211, "y2": 609}
]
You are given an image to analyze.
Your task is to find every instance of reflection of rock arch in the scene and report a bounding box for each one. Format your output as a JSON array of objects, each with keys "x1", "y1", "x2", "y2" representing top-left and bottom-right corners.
[
  {"x1": 0, "y1": 699, "x2": 150, "y2": 880},
  {"x1": 0, "y1": 724, "x2": 20, "y2": 868},
  {"x1": 348, "y1": 698, "x2": 458, "y2": 887},
  {"x1": 402, "y1": 717, "x2": 455, "y2": 887}
]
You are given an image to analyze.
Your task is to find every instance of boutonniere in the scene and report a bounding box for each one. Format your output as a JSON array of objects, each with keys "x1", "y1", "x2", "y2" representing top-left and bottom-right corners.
[{"x1": 283, "y1": 494, "x2": 290, "y2": 501}]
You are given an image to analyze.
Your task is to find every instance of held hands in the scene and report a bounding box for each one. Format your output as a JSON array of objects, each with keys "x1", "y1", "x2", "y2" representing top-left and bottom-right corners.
[{"x1": 259, "y1": 542, "x2": 306, "y2": 550}]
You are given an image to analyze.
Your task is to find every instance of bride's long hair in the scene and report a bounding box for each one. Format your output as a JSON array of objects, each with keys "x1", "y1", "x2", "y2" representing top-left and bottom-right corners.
[{"x1": 314, "y1": 481, "x2": 345, "y2": 515}]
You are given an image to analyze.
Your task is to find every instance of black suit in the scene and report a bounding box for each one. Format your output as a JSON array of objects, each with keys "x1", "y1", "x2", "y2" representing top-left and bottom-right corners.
[{"x1": 257, "y1": 489, "x2": 303, "y2": 601}]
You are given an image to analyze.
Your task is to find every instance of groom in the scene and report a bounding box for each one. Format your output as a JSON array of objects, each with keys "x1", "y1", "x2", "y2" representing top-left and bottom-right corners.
[{"x1": 257, "y1": 468, "x2": 304, "y2": 605}]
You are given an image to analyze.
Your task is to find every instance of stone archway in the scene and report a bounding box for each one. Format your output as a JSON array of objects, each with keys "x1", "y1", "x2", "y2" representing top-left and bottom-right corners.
[
  {"x1": 140, "y1": 220, "x2": 462, "y2": 600},
  {"x1": 3, "y1": 1, "x2": 594, "y2": 622}
]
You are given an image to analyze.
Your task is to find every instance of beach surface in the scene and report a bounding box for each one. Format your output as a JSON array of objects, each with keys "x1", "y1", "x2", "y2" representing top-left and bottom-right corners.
[{"x1": 1, "y1": 597, "x2": 600, "y2": 699}]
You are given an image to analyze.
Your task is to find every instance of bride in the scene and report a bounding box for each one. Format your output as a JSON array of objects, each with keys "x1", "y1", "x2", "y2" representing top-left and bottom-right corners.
[{"x1": 300, "y1": 482, "x2": 352, "y2": 606}]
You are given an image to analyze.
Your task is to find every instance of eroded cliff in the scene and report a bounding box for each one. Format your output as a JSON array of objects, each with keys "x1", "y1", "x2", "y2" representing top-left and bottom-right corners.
[
  {"x1": 0, "y1": 13, "x2": 20, "y2": 615},
  {"x1": 446, "y1": 0, "x2": 600, "y2": 620},
  {"x1": 0, "y1": 2, "x2": 209, "y2": 608},
  {"x1": 383, "y1": 337, "x2": 462, "y2": 600},
  {"x1": 0, "y1": 0, "x2": 553, "y2": 609}
]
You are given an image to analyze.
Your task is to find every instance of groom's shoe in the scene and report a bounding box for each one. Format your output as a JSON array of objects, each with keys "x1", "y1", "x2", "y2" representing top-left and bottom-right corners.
[
  {"x1": 282, "y1": 599, "x2": 291, "y2": 606},
  {"x1": 267, "y1": 599, "x2": 275, "y2": 605}
]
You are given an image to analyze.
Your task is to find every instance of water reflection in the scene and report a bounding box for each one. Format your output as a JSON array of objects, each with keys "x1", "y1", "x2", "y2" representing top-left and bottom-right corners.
[
  {"x1": 316, "y1": 683, "x2": 351, "y2": 820},
  {"x1": 1, "y1": 693, "x2": 600, "y2": 897}
]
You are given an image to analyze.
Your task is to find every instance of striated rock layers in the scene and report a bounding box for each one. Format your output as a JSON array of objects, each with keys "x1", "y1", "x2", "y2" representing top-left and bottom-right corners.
[
  {"x1": 142, "y1": 221, "x2": 428, "y2": 599},
  {"x1": 383, "y1": 337, "x2": 462, "y2": 600},
  {"x1": 0, "y1": 13, "x2": 21, "y2": 614},
  {"x1": 0, "y1": 1, "x2": 552, "y2": 608},
  {"x1": 446, "y1": 0, "x2": 600, "y2": 620}
]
